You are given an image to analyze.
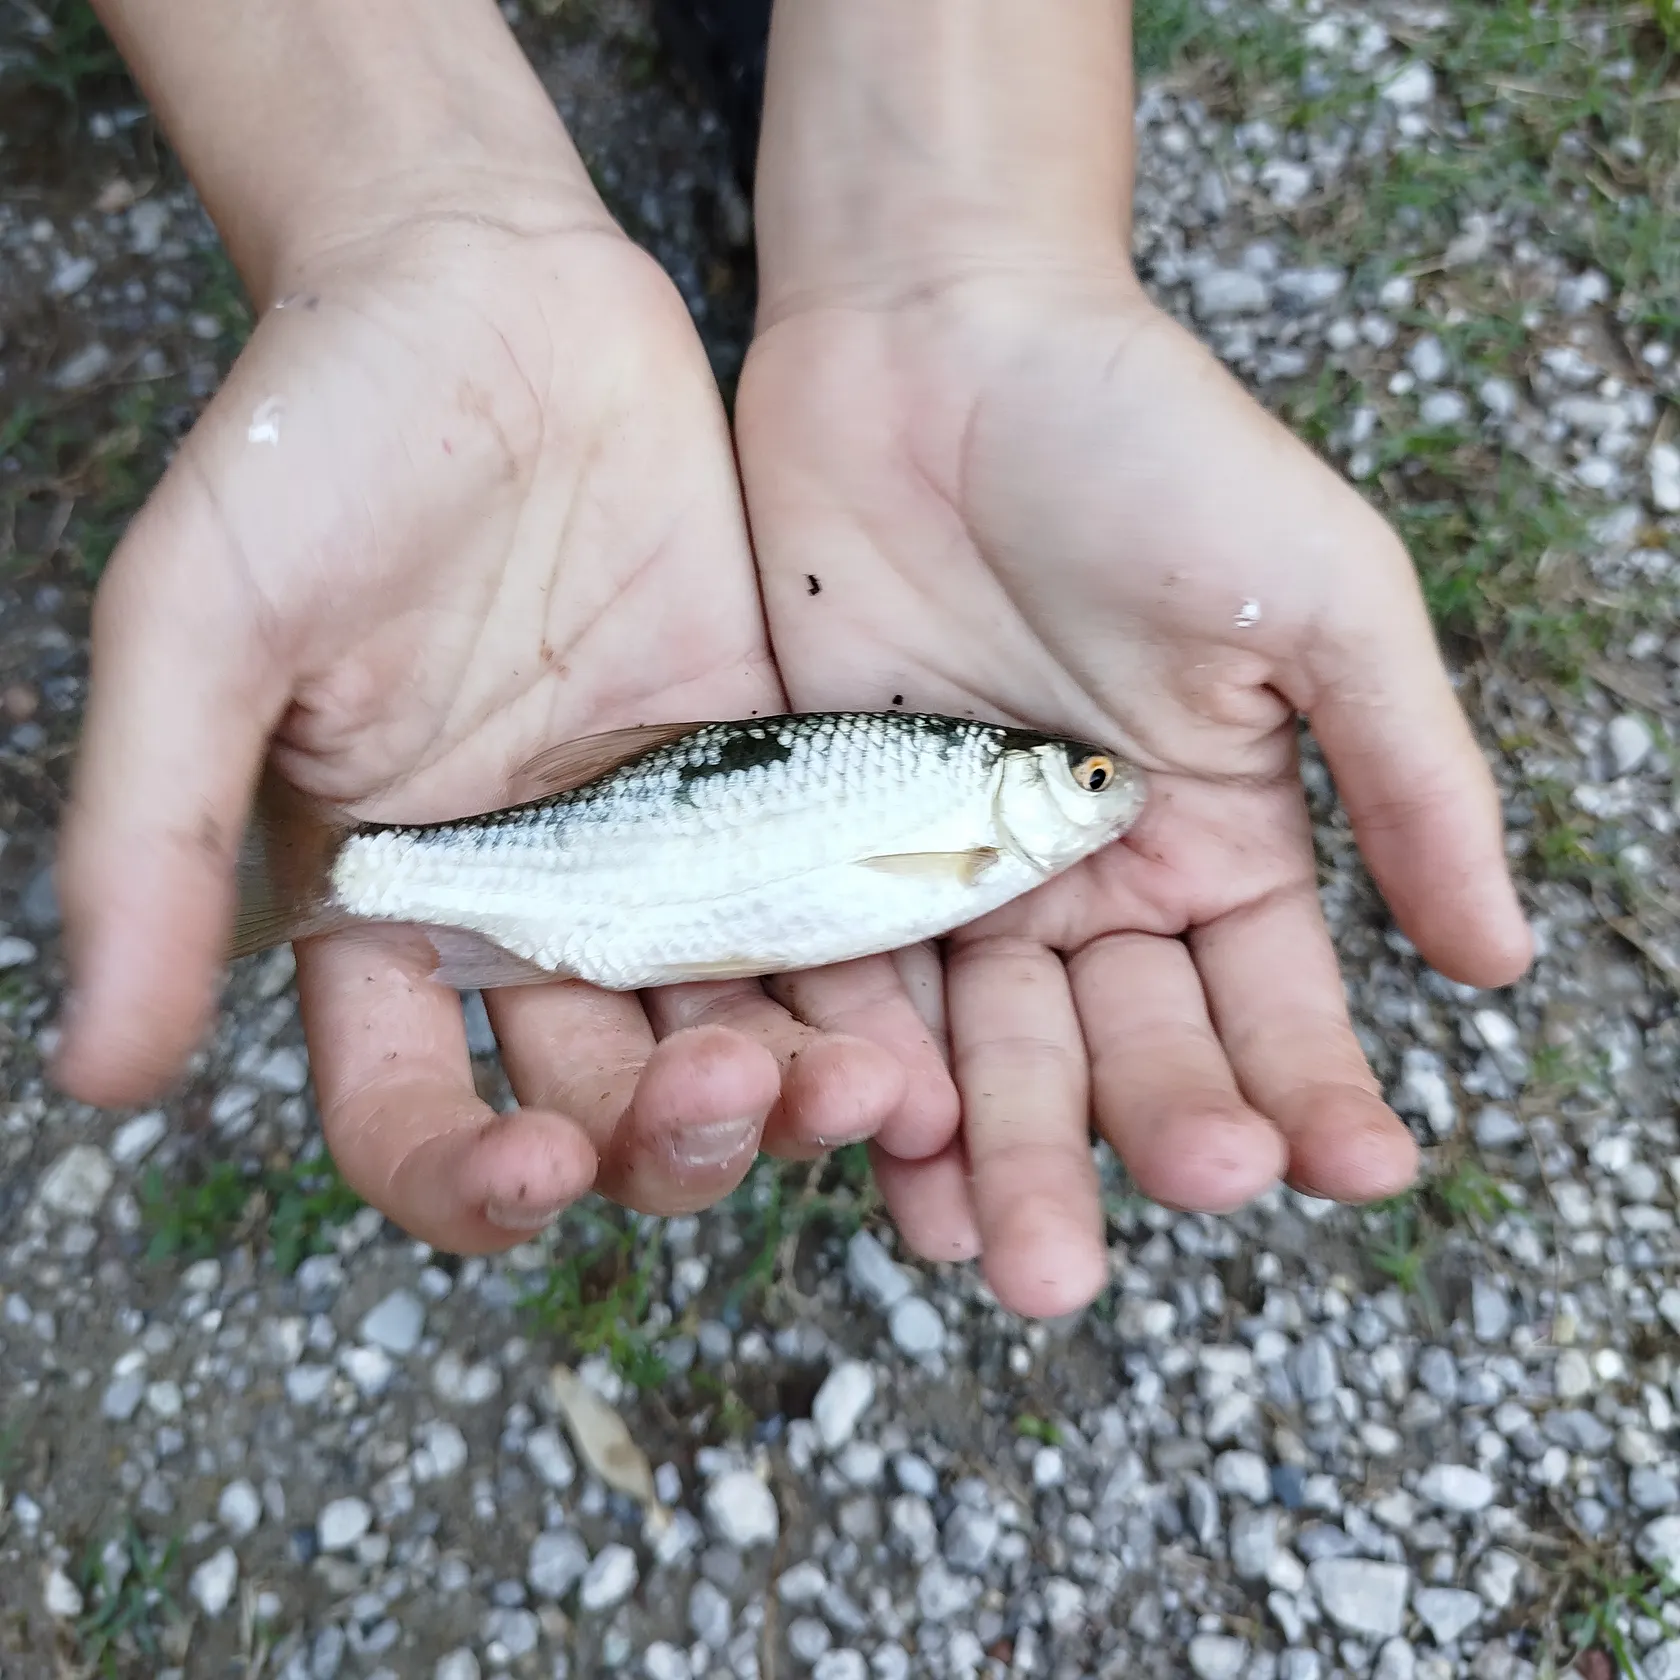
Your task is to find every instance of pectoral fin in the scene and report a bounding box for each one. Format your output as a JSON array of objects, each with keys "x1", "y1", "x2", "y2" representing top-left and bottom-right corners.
[{"x1": 859, "y1": 847, "x2": 1001, "y2": 886}]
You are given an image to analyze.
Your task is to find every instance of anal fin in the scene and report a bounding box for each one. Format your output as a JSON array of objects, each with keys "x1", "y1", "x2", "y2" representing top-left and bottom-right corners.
[{"x1": 421, "y1": 926, "x2": 565, "y2": 990}]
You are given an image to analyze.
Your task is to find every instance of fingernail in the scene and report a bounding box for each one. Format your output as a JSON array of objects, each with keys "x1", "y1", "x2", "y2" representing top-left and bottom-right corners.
[
  {"x1": 668, "y1": 1115, "x2": 760, "y2": 1170},
  {"x1": 485, "y1": 1196, "x2": 564, "y2": 1233}
]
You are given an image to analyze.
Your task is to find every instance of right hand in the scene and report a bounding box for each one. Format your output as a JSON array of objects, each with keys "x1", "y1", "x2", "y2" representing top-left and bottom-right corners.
[{"x1": 53, "y1": 179, "x2": 957, "y2": 1249}]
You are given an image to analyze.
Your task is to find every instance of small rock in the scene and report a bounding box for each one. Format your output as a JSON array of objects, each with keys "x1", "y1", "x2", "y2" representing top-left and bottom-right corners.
[
  {"x1": 44, "y1": 1567, "x2": 83, "y2": 1619},
  {"x1": 1607, "y1": 714, "x2": 1655, "y2": 776},
  {"x1": 358, "y1": 1290, "x2": 425, "y2": 1355},
  {"x1": 1413, "y1": 1586, "x2": 1482, "y2": 1644},
  {"x1": 1231, "y1": 1508, "x2": 1279, "y2": 1579},
  {"x1": 812, "y1": 1361, "x2": 875, "y2": 1450},
  {"x1": 1474, "y1": 1550, "x2": 1522, "y2": 1609},
  {"x1": 1651, "y1": 442, "x2": 1680, "y2": 514},
  {"x1": 434, "y1": 1654, "x2": 480, "y2": 1680},
  {"x1": 1417, "y1": 1464, "x2": 1495, "y2": 1513},
  {"x1": 525, "y1": 1425, "x2": 576, "y2": 1490},
  {"x1": 413, "y1": 1419, "x2": 468, "y2": 1482},
  {"x1": 1408, "y1": 335, "x2": 1449, "y2": 383},
  {"x1": 110, "y1": 1112, "x2": 168, "y2": 1167},
  {"x1": 218, "y1": 1479, "x2": 262, "y2": 1539},
  {"x1": 1293, "y1": 1336, "x2": 1339, "y2": 1402},
  {"x1": 888, "y1": 1297, "x2": 945, "y2": 1359},
  {"x1": 1392, "y1": 1047, "x2": 1456, "y2": 1138},
  {"x1": 1380, "y1": 60, "x2": 1436, "y2": 106},
  {"x1": 49, "y1": 255, "x2": 97, "y2": 297},
  {"x1": 845, "y1": 1230, "x2": 912, "y2": 1311},
  {"x1": 528, "y1": 1530, "x2": 590, "y2": 1600},
  {"x1": 36, "y1": 1145, "x2": 114, "y2": 1218},
  {"x1": 189, "y1": 1547, "x2": 239, "y2": 1618},
  {"x1": 1308, "y1": 1558, "x2": 1411, "y2": 1638},
  {"x1": 1214, "y1": 1450, "x2": 1273, "y2": 1504},
  {"x1": 1471, "y1": 1277, "x2": 1511, "y2": 1342},
  {"x1": 1419, "y1": 391, "x2": 1468, "y2": 427},
  {"x1": 1639, "y1": 1516, "x2": 1680, "y2": 1574},
  {"x1": 1473, "y1": 1108, "x2": 1524, "y2": 1150},
  {"x1": 1555, "y1": 1349, "x2": 1594, "y2": 1402},
  {"x1": 578, "y1": 1543, "x2": 638, "y2": 1612},
  {"x1": 54, "y1": 342, "x2": 112, "y2": 390},
  {"x1": 317, "y1": 1497, "x2": 373, "y2": 1553},
  {"x1": 0, "y1": 935, "x2": 38, "y2": 969},
  {"x1": 1188, "y1": 1634, "x2": 1249, "y2": 1679},
  {"x1": 1193, "y1": 270, "x2": 1270, "y2": 319},
  {"x1": 704, "y1": 1469, "x2": 779, "y2": 1548}
]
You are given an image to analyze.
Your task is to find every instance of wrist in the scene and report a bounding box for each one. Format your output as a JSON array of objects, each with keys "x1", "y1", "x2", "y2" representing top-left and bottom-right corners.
[
  {"x1": 751, "y1": 0, "x2": 1136, "y2": 321},
  {"x1": 91, "y1": 0, "x2": 608, "y2": 305}
]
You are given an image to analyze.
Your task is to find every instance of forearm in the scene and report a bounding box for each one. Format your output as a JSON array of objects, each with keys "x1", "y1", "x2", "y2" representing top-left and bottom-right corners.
[
  {"x1": 90, "y1": 0, "x2": 598, "y2": 302},
  {"x1": 753, "y1": 0, "x2": 1135, "y2": 315}
]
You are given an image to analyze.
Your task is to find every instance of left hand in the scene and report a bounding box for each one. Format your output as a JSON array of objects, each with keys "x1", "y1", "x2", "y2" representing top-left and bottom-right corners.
[{"x1": 735, "y1": 267, "x2": 1533, "y2": 1316}]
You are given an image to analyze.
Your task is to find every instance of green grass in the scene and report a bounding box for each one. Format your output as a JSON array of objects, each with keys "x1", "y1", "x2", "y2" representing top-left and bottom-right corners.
[
  {"x1": 138, "y1": 1150, "x2": 365, "y2": 1274},
  {"x1": 517, "y1": 1148, "x2": 877, "y2": 1391},
  {"x1": 1562, "y1": 1562, "x2": 1680, "y2": 1677},
  {"x1": 518, "y1": 1205, "x2": 673, "y2": 1390},
  {"x1": 1365, "y1": 1154, "x2": 1522, "y2": 1322},
  {"x1": 70, "y1": 1521, "x2": 183, "y2": 1680},
  {"x1": 0, "y1": 0, "x2": 130, "y2": 108}
]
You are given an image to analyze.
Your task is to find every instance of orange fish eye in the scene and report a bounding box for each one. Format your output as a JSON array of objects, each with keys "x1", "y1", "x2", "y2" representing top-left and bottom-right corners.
[{"x1": 1072, "y1": 753, "x2": 1114, "y2": 792}]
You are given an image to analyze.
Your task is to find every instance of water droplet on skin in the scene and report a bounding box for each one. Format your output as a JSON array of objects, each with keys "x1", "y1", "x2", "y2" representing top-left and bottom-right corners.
[
  {"x1": 248, "y1": 395, "x2": 284, "y2": 446},
  {"x1": 1234, "y1": 598, "x2": 1262, "y2": 628}
]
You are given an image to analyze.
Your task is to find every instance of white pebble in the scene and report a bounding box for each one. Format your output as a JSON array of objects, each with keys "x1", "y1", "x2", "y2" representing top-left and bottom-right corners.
[
  {"x1": 578, "y1": 1542, "x2": 638, "y2": 1611},
  {"x1": 812, "y1": 1361, "x2": 876, "y2": 1450},
  {"x1": 110, "y1": 1111, "x2": 168, "y2": 1166},
  {"x1": 703, "y1": 1469, "x2": 779, "y2": 1549},
  {"x1": 218, "y1": 1479, "x2": 262, "y2": 1539},
  {"x1": 189, "y1": 1547, "x2": 239, "y2": 1618},
  {"x1": 317, "y1": 1497, "x2": 373, "y2": 1553},
  {"x1": 358, "y1": 1289, "x2": 425, "y2": 1355},
  {"x1": 44, "y1": 1567, "x2": 83, "y2": 1619},
  {"x1": 36, "y1": 1145, "x2": 115, "y2": 1218},
  {"x1": 1607, "y1": 713, "x2": 1655, "y2": 775}
]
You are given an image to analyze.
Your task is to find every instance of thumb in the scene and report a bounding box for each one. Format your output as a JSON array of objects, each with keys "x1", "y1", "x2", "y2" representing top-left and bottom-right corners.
[
  {"x1": 54, "y1": 463, "x2": 291, "y2": 1107},
  {"x1": 1302, "y1": 541, "x2": 1533, "y2": 991}
]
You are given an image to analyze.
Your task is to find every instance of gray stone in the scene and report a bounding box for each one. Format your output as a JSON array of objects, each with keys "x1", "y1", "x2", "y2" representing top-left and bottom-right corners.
[
  {"x1": 812, "y1": 1361, "x2": 875, "y2": 1450},
  {"x1": 525, "y1": 1425, "x2": 576, "y2": 1490},
  {"x1": 704, "y1": 1470, "x2": 779, "y2": 1548},
  {"x1": 1293, "y1": 1336, "x2": 1338, "y2": 1402},
  {"x1": 316, "y1": 1498, "x2": 373, "y2": 1553},
  {"x1": 189, "y1": 1547, "x2": 239, "y2": 1618},
  {"x1": 1471, "y1": 1277, "x2": 1512, "y2": 1342},
  {"x1": 218, "y1": 1479, "x2": 262, "y2": 1539},
  {"x1": 846, "y1": 1230, "x2": 912, "y2": 1311},
  {"x1": 528, "y1": 1530, "x2": 589, "y2": 1599},
  {"x1": 578, "y1": 1543, "x2": 638, "y2": 1612},
  {"x1": 688, "y1": 1578, "x2": 732, "y2": 1648},
  {"x1": 888, "y1": 1296, "x2": 946, "y2": 1359},
  {"x1": 36, "y1": 1146, "x2": 114, "y2": 1218},
  {"x1": 1308, "y1": 1558, "x2": 1410, "y2": 1638},
  {"x1": 943, "y1": 1506, "x2": 999, "y2": 1573},
  {"x1": 1413, "y1": 1587, "x2": 1482, "y2": 1644},
  {"x1": 1188, "y1": 1635, "x2": 1249, "y2": 1679},
  {"x1": 1214, "y1": 1450, "x2": 1273, "y2": 1504},
  {"x1": 434, "y1": 1655, "x2": 480, "y2": 1680},
  {"x1": 1639, "y1": 1516, "x2": 1680, "y2": 1574},
  {"x1": 1194, "y1": 269, "x2": 1270, "y2": 318},
  {"x1": 1231, "y1": 1508, "x2": 1279, "y2": 1579},
  {"x1": 1417, "y1": 1463, "x2": 1495, "y2": 1513},
  {"x1": 358, "y1": 1290, "x2": 425, "y2": 1355}
]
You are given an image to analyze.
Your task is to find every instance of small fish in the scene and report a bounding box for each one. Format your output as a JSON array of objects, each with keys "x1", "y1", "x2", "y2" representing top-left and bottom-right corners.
[{"x1": 229, "y1": 712, "x2": 1147, "y2": 991}]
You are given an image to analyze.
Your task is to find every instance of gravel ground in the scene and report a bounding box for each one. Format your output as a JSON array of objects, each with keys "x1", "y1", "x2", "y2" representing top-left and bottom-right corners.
[{"x1": 2, "y1": 2, "x2": 1678, "y2": 1677}]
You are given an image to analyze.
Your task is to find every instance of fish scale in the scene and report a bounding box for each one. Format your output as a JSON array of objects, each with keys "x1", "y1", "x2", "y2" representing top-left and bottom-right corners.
[{"x1": 234, "y1": 712, "x2": 1147, "y2": 992}]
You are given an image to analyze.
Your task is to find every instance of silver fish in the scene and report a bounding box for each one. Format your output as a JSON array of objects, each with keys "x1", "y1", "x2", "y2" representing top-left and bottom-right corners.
[{"x1": 230, "y1": 712, "x2": 1147, "y2": 990}]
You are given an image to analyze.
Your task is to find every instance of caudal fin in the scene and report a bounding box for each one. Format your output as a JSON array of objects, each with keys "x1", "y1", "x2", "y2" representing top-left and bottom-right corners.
[{"x1": 228, "y1": 766, "x2": 357, "y2": 961}]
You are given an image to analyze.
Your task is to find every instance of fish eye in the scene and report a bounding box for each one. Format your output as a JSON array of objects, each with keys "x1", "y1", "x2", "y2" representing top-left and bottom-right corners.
[{"x1": 1071, "y1": 752, "x2": 1114, "y2": 792}]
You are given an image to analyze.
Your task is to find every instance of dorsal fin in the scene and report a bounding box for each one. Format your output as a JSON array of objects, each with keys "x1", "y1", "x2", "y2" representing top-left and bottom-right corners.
[{"x1": 506, "y1": 721, "x2": 713, "y2": 804}]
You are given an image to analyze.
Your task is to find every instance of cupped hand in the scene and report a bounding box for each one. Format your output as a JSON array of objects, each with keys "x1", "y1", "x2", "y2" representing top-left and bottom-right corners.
[
  {"x1": 54, "y1": 187, "x2": 956, "y2": 1249},
  {"x1": 736, "y1": 268, "x2": 1533, "y2": 1316}
]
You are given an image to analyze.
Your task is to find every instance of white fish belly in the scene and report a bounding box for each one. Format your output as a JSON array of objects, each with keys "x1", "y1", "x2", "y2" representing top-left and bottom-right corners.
[{"x1": 329, "y1": 781, "x2": 1037, "y2": 989}]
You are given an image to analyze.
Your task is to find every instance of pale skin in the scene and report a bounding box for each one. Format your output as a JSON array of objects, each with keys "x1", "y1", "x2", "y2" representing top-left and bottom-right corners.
[{"x1": 53, "y1": 0, "x2": 1532, "y2": 1315}]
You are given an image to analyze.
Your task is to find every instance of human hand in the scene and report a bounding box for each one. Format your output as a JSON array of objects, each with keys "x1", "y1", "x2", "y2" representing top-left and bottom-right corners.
[
  {"x1": 52, "y1": 181, "x2": 958, "y2": 1251},
  {"x1": 736, "y1": 268, "x2": 1533, "y2": 1315}
]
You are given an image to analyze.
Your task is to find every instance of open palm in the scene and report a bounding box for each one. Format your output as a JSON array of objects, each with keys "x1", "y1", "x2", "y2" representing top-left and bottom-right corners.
[
  {"x1": 738, "y1": 271, "x2": 1532, "y2": 1315},
  {"x1": 56, "y1": 211, "x2": 955, "y2": 1249}
]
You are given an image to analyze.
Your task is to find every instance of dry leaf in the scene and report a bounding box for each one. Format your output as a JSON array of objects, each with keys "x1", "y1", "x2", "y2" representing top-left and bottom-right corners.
[{"x1": 549, "y1": 1364, "x2": 658, "y2": 1509}]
